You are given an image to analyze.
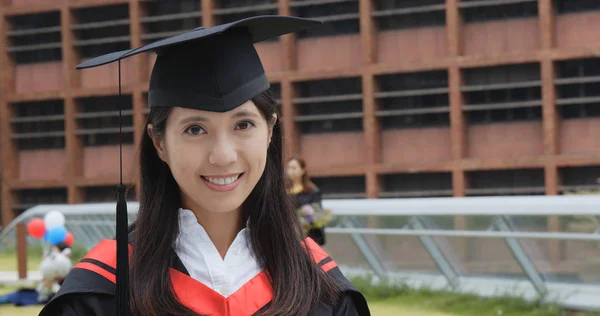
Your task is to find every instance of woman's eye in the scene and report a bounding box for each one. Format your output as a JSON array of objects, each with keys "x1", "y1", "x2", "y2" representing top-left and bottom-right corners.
[
  {"x1": 185, "y1": 125, "x2": 205, "y2": 135},
  {"x1": 235, "y1": 121, "x2": 255, "y2": 130}
]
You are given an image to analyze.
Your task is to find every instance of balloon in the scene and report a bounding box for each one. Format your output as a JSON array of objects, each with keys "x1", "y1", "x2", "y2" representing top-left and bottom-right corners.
[
  {"x1": 44, "y1": 211, "x2": 65, "y2": 229},
  {"x1": 26, "y1": 218, "x2": 46, "y2": 239},
  {"x1": 64, "y1": 232, "x2": 74, "y2": 247},
  {"x1": 46, "y1": 226, "x2": 68, "y2": 246}
]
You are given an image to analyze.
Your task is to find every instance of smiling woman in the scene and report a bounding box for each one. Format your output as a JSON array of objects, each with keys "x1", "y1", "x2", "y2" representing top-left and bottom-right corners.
[
  {"x1": 149, "y1": 101, "x2": 276, "y2": 221},
  {"x1": 38, "y1": 15, "x2": 370, "y2": 316}
]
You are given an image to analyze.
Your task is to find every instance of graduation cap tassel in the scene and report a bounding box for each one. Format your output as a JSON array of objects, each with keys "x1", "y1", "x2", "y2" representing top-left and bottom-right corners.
[{"x1": 115, "y1": 59, "x2": 130, "y2": 316}]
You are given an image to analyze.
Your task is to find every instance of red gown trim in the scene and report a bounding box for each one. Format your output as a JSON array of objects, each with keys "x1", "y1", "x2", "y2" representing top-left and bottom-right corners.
[{"x1": 73, "y1": 237, "x2": 338, "y2": 316}]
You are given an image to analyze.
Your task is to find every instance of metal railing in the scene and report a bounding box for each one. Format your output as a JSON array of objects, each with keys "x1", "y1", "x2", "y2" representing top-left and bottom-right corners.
[{"x1": 1, "y1": 195, "x2": 599, "y2": 311}]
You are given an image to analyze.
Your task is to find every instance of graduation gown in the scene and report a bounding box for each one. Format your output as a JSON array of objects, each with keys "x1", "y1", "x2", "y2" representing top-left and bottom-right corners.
[{"x1": 38, "y1": 237, "x2": 370, "y2": 316}]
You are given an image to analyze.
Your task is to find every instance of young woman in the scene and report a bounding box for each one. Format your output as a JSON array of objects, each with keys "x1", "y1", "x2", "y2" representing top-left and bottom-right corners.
[
  {"x1": 39, "y1": 16, "x2": 370, "y2": 316},
  {"x1": 287, "y1": 157, "x2": 327, "y2": 246}
]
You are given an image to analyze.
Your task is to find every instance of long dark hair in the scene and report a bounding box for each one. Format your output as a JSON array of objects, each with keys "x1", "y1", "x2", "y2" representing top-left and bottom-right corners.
[
  {"x1": 287, "y1": 156, "x2": 317, "y2": 193},
  {"x1": 129, "y1": 89, "x2": 342, "y2": 316}
]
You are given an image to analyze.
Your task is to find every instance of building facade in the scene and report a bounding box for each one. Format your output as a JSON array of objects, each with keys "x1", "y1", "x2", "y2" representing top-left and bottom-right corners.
[{"x1": 1, "y1": 0, "x2": 600, "y2": 240}]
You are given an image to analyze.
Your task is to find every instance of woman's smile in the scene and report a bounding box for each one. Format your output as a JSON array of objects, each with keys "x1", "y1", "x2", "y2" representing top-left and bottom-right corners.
[{"x1": 201, "y1": 173, "x2": 245, "y2": 192}]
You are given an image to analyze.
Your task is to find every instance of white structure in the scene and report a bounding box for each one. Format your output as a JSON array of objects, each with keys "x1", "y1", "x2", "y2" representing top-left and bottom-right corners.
[{"x1": 1, "y1": 195, "x2": 599, "y2": 311}]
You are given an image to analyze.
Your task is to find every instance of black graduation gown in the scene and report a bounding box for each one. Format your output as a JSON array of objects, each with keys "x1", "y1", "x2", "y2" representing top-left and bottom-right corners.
[{"x1": 38, "y1": 238, "x2": 370, "y2": 316}]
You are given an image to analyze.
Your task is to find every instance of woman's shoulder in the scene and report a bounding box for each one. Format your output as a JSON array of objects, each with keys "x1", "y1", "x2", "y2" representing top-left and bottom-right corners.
[
  {"x1": 303, "y1": 238, "x2": 370, "y2": 315},
  {"x1": 309, "y1": 290, "x2": 370, "y2": 316},
  {"x1": 323, "y1": 265, "x2": 370, "y2": 316},
  {"x1": 38, "y1": 267, "x2": 116, "y2": 315},
  {"x1": 39, "y1": 240, "x2": 118, "y2": 315}
]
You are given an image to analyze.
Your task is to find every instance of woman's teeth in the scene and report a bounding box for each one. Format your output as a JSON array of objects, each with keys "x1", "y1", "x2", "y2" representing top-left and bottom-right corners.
[{"x1": 203, "y1": 174, "x2": 241, "y2": 185}]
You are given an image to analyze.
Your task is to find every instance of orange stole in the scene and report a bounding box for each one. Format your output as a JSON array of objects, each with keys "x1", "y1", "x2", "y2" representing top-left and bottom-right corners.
[{"x1": 74, "y1": 237, "x2": 338, "y2": 315}]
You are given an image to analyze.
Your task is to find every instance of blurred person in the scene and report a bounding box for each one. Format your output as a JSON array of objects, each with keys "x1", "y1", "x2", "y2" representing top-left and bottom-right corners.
[
  {"x1": 0, "y1": 242, "x2": 71, "y2": 307},
  {"x1": 37, "y1": 242, "x2": 72, "y2": 302},
  {"x1": 39, "y1": 16, "x2": 370, "y2": 316},
  {"x1": 287, "y1": 157, "x2": 331, "y2": 246}
]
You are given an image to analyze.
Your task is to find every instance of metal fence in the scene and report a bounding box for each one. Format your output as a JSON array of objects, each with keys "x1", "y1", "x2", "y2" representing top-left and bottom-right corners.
[{"x1": 1, "y1": 195, "x2": 599, "y2": 311}]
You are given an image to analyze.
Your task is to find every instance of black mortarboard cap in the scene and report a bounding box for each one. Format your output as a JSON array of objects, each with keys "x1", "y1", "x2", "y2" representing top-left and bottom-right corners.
[
  {"x1": 77, "y1": 15, "x2": 323, "y2": 111},
  {"x1": 74, "y1": 15, "x2": 322, "y2": 316}
]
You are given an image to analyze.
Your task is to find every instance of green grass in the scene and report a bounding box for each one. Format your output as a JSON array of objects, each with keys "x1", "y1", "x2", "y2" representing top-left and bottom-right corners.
[
  {"x1": 0, "y1": 248, "x2": 42, "y2": 272},
  {"x1": 351, "y1": 275, "x2": 600, "y2": 316},
  {"x1": 0, "y1": 244, "x2": 88, "y2": 271}
]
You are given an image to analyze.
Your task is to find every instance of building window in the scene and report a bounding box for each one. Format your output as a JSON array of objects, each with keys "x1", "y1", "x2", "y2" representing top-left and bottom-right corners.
[
  {"x1": 312, "y1": 175, "x2": 366, "y2": 199},
  {"x1": 462, "y1": 63, "x2": 543, "y2": 124},
  {"x1": 290, "y1": 0, "x2": 360, "y2": 38},
  {"x1": 555, "y1": 58, "x2": 600, "y2": 119},
  {"x1": 466, "y1": 169, "x2": 545, "y2": 196},
  {"x1": 13, "y1": 188, "x2": 67, "y2": 216},
  {"x1": 555, "y1": 0, "x2": 600, "y2": 14},
  {"x1": 141, "y1": 0, "x2": 202, "y2": 44},
  {"x1": 11, "y1": 100, "x2": 65, "y2": 150},
  {"x1": 6, "y1": 11, "x2": 62, "y2": 64},
  {"x1": 293, "y1": 77, "x2": 363, "y2": 134},
  {"x1": 460, "y1": 0, "x2": 538, "y2": 23},
  {"x1": 375, "y1": 70, "x2": 450, "y2": 129},
  {"x1": 559, "y1": 166, "x2": 600, "y2": 193},
  {"x1": 380, "y1": 172, "x2": 453, "y2": 198},
  {"x1": 215, "y1": 0, "x2": 277, "y2": 36},
  {"x1": 76, "y1": 95, "x2": 134, "y2": 146},
  {"x1": 372, "y1": 0, "x2": 446, "y2": 31},
  {"x1": 73, "y1": 4, "x2": 131, "y2": 58}
]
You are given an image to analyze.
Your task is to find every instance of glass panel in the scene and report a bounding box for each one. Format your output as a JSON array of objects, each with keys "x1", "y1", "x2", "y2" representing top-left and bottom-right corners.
[
  {"x1": 518, "y1": 239, "x2": 600, "y2": 284},
  {"x1": 324, "y1": 233, "x2": 374, "y2": 271},
  {"x1": 424, "y1": 216, "x2": 456, "y2": 230},
  {"x1": 506, "y1": 215, "x2": 600, "y2": 233},
  {"x1": 324, "y1": 232, "x2": 444, "y2": 275},
  {"x1": 375, "y1": 235, "x2": 443, "y2": 274},
  {"x1": 505, "y1": 215, "x2": 549, "y2": 232},
  {"x1": 562, "y1": 215, "x2": 600, "y2": 234},
  {"x1": 448, "y1": 237, "x2": 527, "y2": 280},
  {"x1": 465, "y1": 215, "x2": 496, "y2": 230}
]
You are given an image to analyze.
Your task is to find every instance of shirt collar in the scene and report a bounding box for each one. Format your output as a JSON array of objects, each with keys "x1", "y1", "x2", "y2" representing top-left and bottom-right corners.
[{"x1": 177, "y1": 207, "x2": 250, "y2": 246}]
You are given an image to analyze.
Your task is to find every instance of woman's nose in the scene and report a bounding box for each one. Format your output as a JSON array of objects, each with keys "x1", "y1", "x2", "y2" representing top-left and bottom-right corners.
[{"x1": 208, "y1": 140, "x2": 238, "y2": 166}]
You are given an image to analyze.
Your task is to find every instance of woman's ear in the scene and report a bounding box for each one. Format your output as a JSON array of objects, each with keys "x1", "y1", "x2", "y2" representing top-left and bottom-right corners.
[
  {"x1": 268, "y1": 113, "x2": 277, "y2": 144},
  {"x1": 147, "y1": 124, "x2": 167, "y2": 162}
]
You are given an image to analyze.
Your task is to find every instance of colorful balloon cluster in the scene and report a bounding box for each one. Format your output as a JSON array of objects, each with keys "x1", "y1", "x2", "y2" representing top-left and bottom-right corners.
[{"x1": 26, "y1": 210, "x2": 74, "y2": 247}]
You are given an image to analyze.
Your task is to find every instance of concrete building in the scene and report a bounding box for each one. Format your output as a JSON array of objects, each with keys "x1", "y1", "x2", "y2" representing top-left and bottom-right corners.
[{"x1": 1, "y1": 0, "x2": 599, "y2": 239}]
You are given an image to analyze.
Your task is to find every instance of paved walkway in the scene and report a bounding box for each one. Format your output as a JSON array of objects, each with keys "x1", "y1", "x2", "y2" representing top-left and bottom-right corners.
[{"x1": 0, "y1": 270, "x2": 41, "y2": 287}]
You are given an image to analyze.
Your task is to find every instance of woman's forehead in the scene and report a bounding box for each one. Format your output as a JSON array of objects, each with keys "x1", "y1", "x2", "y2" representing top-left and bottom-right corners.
[{"x1": 169, "y1": 100, "x2": 260, "y2": 122}]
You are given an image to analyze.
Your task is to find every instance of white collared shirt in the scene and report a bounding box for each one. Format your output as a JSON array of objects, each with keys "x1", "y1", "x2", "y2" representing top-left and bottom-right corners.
[{"x1": 174, "y1": 208, "x2": 262, "y2": 298}]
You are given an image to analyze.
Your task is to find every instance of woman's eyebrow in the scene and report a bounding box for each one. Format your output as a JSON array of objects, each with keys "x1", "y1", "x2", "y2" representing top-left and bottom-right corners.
[
  {"x1": 177, "y1": 111, "x2": 259, "y2": 124},
  {"x1": 231, "y1": 110, "x2": 260, "y2": 119},
  {"x1": 178, "y1": 116, "x2": 208, "y2": 125}
]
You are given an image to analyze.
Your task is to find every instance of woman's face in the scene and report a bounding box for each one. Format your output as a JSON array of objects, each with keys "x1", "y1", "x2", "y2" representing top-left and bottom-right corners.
[
  {"x1": 286, "y1": 159, "x2": 304, "y2": 183},
  {"x1": 149, "y1": 101, "x2": 275, "y2": 215}
]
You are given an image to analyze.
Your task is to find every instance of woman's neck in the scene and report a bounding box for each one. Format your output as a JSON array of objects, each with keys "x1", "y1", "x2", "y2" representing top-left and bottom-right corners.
[
  {"x1": 288, "y1": 180, "x2": 303, "y2": 194},
  {"x1": 189, "y1": 207, "x2": 243, "y2": 259}
]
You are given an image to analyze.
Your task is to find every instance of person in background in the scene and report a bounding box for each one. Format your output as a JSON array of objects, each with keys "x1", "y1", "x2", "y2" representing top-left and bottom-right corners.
[
  {"x1": 287, "y1": 157, "x2": 328, "y2": 246},
  {"x1": 37, "y1": 242, "x2": 72, "y2": 302},
  {"x1": 0, "y1": 242, "x2": 73, "y2": 307}
]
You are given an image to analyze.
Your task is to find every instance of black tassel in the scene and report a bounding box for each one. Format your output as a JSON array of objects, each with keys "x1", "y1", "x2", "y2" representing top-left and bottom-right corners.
[
  {"x1": 114, "y1": 59, "x2": 130, "y2": 315},
  {"x1": 115, "y1": 184, "x2": 130, "y2": 315}
]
